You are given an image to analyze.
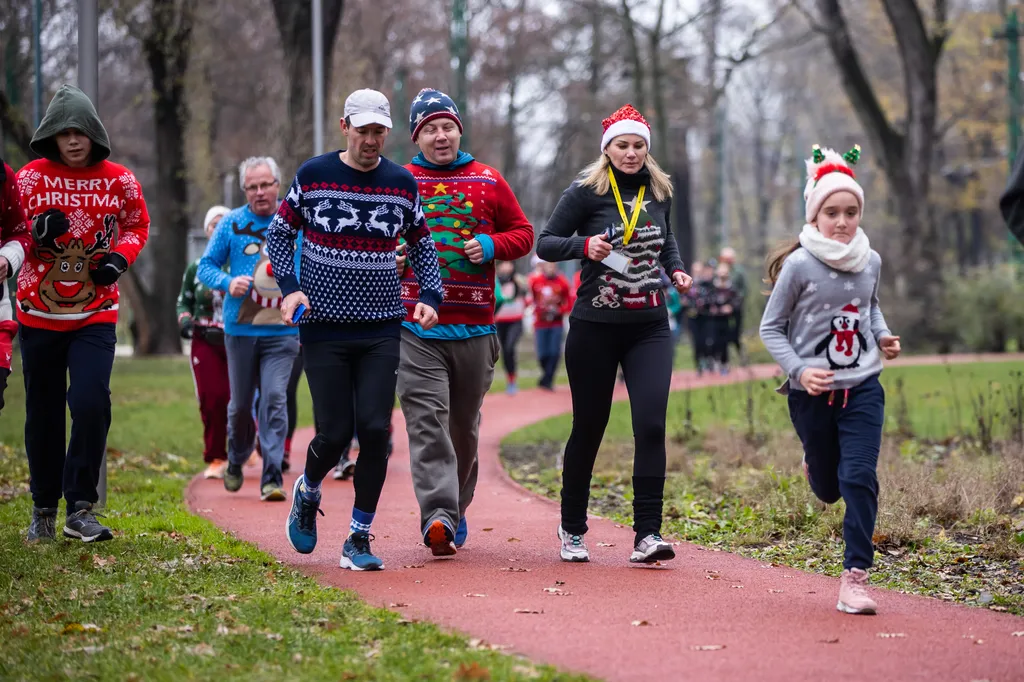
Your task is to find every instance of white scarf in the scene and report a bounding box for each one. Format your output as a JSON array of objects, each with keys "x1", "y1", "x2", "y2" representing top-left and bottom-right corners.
[{"x1": 798, "y1": 224, "x2": 871, "y2": 273}]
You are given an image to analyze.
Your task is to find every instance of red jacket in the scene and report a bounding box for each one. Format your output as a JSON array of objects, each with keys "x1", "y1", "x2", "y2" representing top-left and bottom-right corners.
[
  {"x1": 528, "y1": 272, "x2": 571, "y2": 329},
  {"x1": 0, "y1": 162, "x2": 32, "y2": 322}
]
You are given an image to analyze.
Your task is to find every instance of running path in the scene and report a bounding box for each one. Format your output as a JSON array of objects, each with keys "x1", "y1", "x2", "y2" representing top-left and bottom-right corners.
[{"x1": 187, "y1": 354, "x2": 1024, "y2": 682}]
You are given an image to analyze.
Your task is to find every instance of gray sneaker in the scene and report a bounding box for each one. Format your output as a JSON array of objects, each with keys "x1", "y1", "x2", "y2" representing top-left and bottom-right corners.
[
  {"x1": 557, "y1": 525, "x2": 589, "y2": 562},
  {"x1": 63, "y1": 502, "x2": 113, "y2": 543},
  {"x1": 27, "y1": 506, "x2": 58, "y2": 542},
  {"x1": 630, "y1": 534, "x2": 675, "y2": 563},
  {"x1": 224, "y1": 463, "x2": 243, "y2": 492}
]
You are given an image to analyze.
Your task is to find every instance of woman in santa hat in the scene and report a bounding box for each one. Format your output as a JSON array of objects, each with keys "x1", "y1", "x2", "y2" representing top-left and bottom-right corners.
[
  {"x1": 760, "y1": 145, "x2": 902, "y2": 615},
  {"x1": 536, "y1": 104, "x2": 692, "y2": 565}
]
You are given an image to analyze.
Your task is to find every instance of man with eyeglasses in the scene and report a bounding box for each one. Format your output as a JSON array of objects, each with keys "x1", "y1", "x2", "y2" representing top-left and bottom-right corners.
[{"x1": 198, "y1": 156, "x2": 300, "y2": 502}]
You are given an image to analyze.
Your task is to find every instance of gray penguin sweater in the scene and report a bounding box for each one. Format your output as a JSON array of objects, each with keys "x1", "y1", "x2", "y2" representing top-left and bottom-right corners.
[{"x1": 759, "y1": 247, "x2": 891, "y2": 394}]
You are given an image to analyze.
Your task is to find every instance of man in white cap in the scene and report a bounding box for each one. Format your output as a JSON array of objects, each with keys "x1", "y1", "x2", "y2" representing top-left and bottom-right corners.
[{"x1": 268, "y1": 89, "x2": 442, "y2": 571}]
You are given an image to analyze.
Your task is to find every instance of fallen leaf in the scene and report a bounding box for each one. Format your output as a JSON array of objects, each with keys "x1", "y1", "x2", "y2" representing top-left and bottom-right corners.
[
  {"x1": 91, "y1": 554, "x2": 115, "y2": 568},
  {"x1": 265, "y1": 633, "x2": 283, "y2": 641},
  {"x1": 454, "y1": 661, "x2": 492, "y2": 681},
  {"x1": 1011, "y1": 632, "x2": 1023, "y2": 637},
  {"x1": 402, "y1": 564, "x2": 425, "y2": 569},
  {"x1": 1012, "y1": 494, "x2": 1023, "y2": 508},
  {"x1": 216, "y1": 625, "x2": 230, "y2": 636},
  {"x1": 554, "y1": 580, "x2": 565, "y2": 586},
  {"x1": 877, "y1": 633, "x2": 906, "y2": 639},
  {"x1": 396, "y1": 618, "x2": 416, "y2": 625},
  {"x1": 464, "y1": 593, "x2": 488, "y2": 598},
  {"x1": 507, "y1": 537, "x2": 521, "y2": 542},
  {"x1": 818, "y1": 638, "x2": 839, "y2": 644},
  {"x1": 512, "y1": 664, "x2": 541, "y2": 679},
  {"x1": 767, "y1": 589, "x2": 784, "y2": 594},
  {"x1": 61, "y1": 623, "x2": 85, "y2": 635},
  {"x1": 631, "y1": 620, "x2": 652, "y2": 626},
  {"x1": 705, "y1": 574, "x2": 720, "y2": 580},
  {"x1": 730, "y1": 585, "x2": 744, "y2": 589},
  {"x1": 70, "y1": 645, "x2": 106, "y2": 654},
  {"x1": 81, "y1": 623, "x2": 101, "y2": 633},
  {"x1": 293, "y1": 654, "x2": 303, "y2": 663},
  {"x1": 514, "y1": 608, "x2": 543, "y2": 614},
  {"x1": 187, "y1": 643, "x2": 215, "y2": 656},
  {"x1": 692, "y1": 644, "x2": 725, "y2": 651},
  {"x1": 990, "y1": 606, "x2": 1009, "y2": 612},
  {"x1": 482, "y1": 528, "x2": 494, "y2": 532},
  {"x1": 500, "y1": 567, "x2": 530, "y2": 572},
  {"x1": 596, "y1": 542, "x2": 615, "y2": 547},
  {"x1": 389, "y1": 602, "x2": 410, "y2": 607},
  {"x1": 542, "y1": 587, "x2": 562, "y2": 594}
]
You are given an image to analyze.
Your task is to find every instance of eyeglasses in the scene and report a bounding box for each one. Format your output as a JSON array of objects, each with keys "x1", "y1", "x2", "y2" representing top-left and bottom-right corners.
[{"x1": 244, "y1": 180, "x2": 279, "y2": 193}]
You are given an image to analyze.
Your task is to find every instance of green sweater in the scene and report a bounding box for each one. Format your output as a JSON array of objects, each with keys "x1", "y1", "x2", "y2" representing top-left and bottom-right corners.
[{"x1": 176, "y1": 259, "x2": 224, "y2": 327}]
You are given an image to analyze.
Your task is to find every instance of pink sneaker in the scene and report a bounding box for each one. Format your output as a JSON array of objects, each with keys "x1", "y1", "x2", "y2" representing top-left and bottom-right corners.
[{"x1": 837, "y1": 568, "x2": 877, "y2": 614}]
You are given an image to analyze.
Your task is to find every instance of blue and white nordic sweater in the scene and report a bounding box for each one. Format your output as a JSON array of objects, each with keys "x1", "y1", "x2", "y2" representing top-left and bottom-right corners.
[
  {"x1": 197, "y1": 205, "x2": 300, "y2": 338},
  {"x1": 266, "y1": 153, "x2": 443, "y2": 341}
]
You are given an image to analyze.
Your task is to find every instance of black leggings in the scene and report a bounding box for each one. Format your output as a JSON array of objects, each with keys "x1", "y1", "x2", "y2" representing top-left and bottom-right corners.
[
  {"x1": 560, "y1": 317, "x2": 673, "y2": 540},
  {"x1": 302, "y1": 336, "x2": 399, "y2": 514},
  {"x1": 495, "y1": 320, "x2": 523, "y2": 379},
  {"x1": 286, "y1": 347, "x2": 303, "y2": 439}
]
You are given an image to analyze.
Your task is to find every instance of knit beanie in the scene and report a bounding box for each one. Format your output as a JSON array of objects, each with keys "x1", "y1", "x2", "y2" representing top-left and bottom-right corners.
[
  {"x1": 600, "y1": 104, "x2": 651, "y2": 153},
  {"x1": 410, "y1": 89, "x2": 463, "y2": 141},
  {"x1": 803, "y1": 144, "x2": 865, "y2": 223},
  {"x1": 204, "y1": 205, "x2": 230, "y2": 231}
]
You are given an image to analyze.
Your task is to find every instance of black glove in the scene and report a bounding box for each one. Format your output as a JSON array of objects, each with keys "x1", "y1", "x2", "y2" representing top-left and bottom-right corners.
[
  {"x1": 90, "y1": 252, "x2": 129, "y2": 286},
  {"x1": 179, "y1": 316, "x2": 194, "y2": 339},
  {"x1": 31, "y1": 208, "x2": 70, "y2": 247}
]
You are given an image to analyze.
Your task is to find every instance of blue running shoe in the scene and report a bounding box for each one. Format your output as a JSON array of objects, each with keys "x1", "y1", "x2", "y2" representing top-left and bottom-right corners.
[
  {"x1": 286, "y1": 476, "x2": 323, "y2": 554},
  {"x1": 340, "y1": 531, "x2": 383, "y2": 571},
  {"x1": 455, "y1": 516, "x2": 468, "y2": 549}
]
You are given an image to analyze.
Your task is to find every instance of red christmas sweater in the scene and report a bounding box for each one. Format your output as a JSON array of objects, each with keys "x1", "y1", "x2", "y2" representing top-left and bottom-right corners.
[
  {"x1": 400, "y1": 160, "x2": 534, "y2": 326},
  {"x1": 528, "y1": 272, "x2": 572, "y2": 329},
  {"x1": 16, "y1": 158, "x2": 150, "y2": 331}
]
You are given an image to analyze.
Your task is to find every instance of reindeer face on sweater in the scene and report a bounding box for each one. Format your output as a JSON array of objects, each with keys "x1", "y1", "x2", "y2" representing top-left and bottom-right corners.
[
  {"x1": 233, "y1": 221, "x2": 285, "y2": 325},
  {"x1": 26, "y1": 215, "x2": 117, "y2": 314}
]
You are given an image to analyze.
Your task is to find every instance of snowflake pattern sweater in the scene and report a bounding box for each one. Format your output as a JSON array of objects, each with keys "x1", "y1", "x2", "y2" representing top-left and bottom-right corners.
[
  {"x1": 15, "y1": 158, "x2": 150, "y2": 331},
  {"x1": 1, "y1": 161, "x2": 31, "y2": 323},
  {"x1": 399, "y1": 159, "x2": 534, "y2": 327},
  {"x1": 267, "y1": 152, "x2": 442, "y2": 341},
  {"x1": 536, "y1": 165, "x2": 685, "y2": 324}
]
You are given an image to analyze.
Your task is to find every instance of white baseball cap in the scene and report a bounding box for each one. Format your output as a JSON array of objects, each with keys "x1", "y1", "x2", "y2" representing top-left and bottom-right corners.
[{"x1": 344, "y1": 89, "x2": 393, "y2": 129}]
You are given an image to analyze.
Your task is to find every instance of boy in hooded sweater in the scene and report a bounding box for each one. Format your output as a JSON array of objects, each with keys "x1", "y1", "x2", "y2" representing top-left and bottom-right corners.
[
  {"x1": 16, "y1": 84, "x2": 150, "y2": 543},
  {"x1": 760, "y1": 145, "x2": 901, "y2": 615},
  {"x1": 0, "y1": 159, "x2": 32, "y2": 414}
]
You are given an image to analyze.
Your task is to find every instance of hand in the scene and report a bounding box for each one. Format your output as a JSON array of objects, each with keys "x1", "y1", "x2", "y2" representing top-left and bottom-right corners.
[
  {"x1": 799, "y1": 367, "x2": 835, "y2": 396},
  {"x1": 179, "y1": 316, "x2": 194, "y2": 339},
  {"x1": 396, "y1": 242, "x2": 407, "y2": 275},
  {"x1": 90, "y1": 252, "x2": 128, "y2": 286},
  {"x1": 672, "y1": 271, "x2": 692, "y2": 293},
  {"x1": 879, "y1": 335, "x2": 901, "y2": 360},
  {"x1": 413, "y1": 302, "x2": 438, "y2": 331},
  {"x1": 229, "y1": 275, "x2": 254, "y2": 297},
  {"x1": 587, "y1": 233, "x2": 612, "y2": 261},
  {"x1": 464, "y1": 238, "x2": 484, "y2": 264},
  {"x1": 0, "y1": 256, "x2": 9, "y2": 280},
  {"x1": 280, "y1": 291, "x2": 310, "y2": 326},
  {"x1": 721, "y1": 304, "x2": 733, "y2": 315},
  {"x1": 31, "y1": 208, "x2": 70, "y2": 246}
]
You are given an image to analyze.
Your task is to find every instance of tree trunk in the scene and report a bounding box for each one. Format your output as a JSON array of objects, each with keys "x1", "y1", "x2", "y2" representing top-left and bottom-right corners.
[
  {"x1": 270, "y1": 0, "x2": 345, "y2": 178},
  {"x1": 620, "y1": 0, "x2": 645, "y2": 111}
]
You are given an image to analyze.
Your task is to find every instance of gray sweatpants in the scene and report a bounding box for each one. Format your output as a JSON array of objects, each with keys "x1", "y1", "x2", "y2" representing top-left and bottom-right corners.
[
  {"x1": 225, "y1": 333, "x2": 300, "y2": 487},
  {"x1": 397, "y1": 328, "x2": 499, "y2": 532}
]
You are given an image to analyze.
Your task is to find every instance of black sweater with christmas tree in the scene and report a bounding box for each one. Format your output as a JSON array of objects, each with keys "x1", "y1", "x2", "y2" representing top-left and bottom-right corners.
[{"x1": 536, "y1": 165, "x2": 686, "y2": 324}]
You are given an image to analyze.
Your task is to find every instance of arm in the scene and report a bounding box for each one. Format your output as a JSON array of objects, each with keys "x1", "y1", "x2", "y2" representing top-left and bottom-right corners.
[
  {"x1": 268, "y1": 177, "x2": 304, "y2": 297},
  {"x1": 197, "y1": 219, "x2": 234, "y2": 292},
  {"x1": 0, "y1": 164, "x2": 30, "y2": 274},
  {"x1": 536, "y1": 184, "x2": 590, "y2": 263},
  {"x1": 869, "y1": 264, "x2": 892, "y2": 345},
  {"x1": 657, "y1": 200, "x2": 686, "y2": 276},
  {"x1": 476, "y1": 174, "x2": 534, "y2": 262},
  {"x1": 402, "y1": 194, "x2": 443, "y2": 311},
  {"x1": 758, "y1": 259, "x2": 808, "y2": 386},
  {"x1": 176, "y1": 260, "x2": 198, "y2": 320},
  {"x1": 110, "y1": 171, "x2": 150, "y2": 267}
]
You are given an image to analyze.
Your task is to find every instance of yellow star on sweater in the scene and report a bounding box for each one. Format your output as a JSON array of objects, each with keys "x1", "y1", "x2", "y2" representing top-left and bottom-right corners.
[{"x1": 433, "y1": 182, "x2": 448, "y2": 194}]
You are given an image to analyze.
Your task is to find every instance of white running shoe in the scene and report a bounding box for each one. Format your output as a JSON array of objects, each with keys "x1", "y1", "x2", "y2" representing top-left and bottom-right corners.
[
  {"x1": 630, "y1": 534, "x2": 676, "y2": 563},
  {"x1": 557, "y1": 526, "x2": 589, "y2": 562}
]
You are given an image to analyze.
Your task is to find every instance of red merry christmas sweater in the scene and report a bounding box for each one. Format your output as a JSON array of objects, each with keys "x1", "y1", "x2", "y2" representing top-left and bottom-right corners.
[
  {"x1": 16, "y1": 158, "x2": 150, "y2": 331},
  {"x1": 400, "y1": 160, "x2": 534, "y2": 326},
  {"x1": 528, "y1": 272, "x2": 572, "y2": 330}
]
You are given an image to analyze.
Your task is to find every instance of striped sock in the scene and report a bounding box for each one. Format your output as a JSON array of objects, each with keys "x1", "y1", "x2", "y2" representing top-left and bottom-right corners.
[
  {"x1": 350, "y1": 507, "x2": 374, "y2": 536},
  {"x1": 299, "y1": 475, "x2": 321, "y2": 496}
]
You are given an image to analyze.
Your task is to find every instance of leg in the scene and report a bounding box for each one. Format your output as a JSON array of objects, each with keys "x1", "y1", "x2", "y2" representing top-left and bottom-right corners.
[
  {"x1": 256, "y1": 335, "x2": 300, "y2": 488},
  {"x1": 397, "y1": 329, "x2": 458, "y2": 531},
  {"x1": 448, "y1": 334, "x2": 499, "y2": 517},
  {"x1": 286, "y1": 347, "x2": 302, "y2": 440},
  {"x1": 620, "y1": 318, "x2": 674, "y2": 540},
  {"x1": 787, "y1": 392, "x2": 842, "y2": 504},
  {"x1": 20, "y1": 325, "x2": 69, "y2": 510},
  {"x1": 191, "y1": 335, "x2": 228, "y2": 463},
  {"x1": 64, "y1": 323, "x2": 116, "y2": 509},
  {"x1": 224, "y1": 335, "x2": 259, "y2": 467},
  {"x1": 559, "y1": 319, "x2": 621, "y2": 535},
  {"x1": 836, "y1": 377, "x2": 885, "y2": 570},
  {"x1": 302, "y1": 341, "x2": 356, "y2": 483},
  {"x1": 350, "y1": 336, "x2": 401, "y2": 516},
  {"x1": 506, "y1": 321, "x2": 523, "y2": 379}
]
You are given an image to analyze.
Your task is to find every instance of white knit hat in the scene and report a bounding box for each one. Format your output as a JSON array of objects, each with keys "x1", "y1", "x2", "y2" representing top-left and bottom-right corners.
[
  {"x1": 803, "y1": 145, "x2": 864, "y2": 223},
  {"x1": 204, "y1": 205, "x2": 230, "y2": 231},
  {"x1": 600, "y1": 104, "x2": 651, "y2": 153}
]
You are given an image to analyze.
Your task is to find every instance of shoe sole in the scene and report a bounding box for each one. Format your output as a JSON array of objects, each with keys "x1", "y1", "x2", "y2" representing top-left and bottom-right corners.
[
  {"x1": 286, "y1": 477, "x2": 316, "y2": 555},
  {"x1": 341, "y1": 461, "x2": 356, "y2": 481},
  {"x1": 339, "y1": 555, "x2": 384, "y2": 571},
  {"x1": 836, "y1": 600, "x2": 876, "y2": 615},
  {"x1": 63, "y1": 526, "x2": 113, "y2": 543},
  {"x1": 559, "y1": 550, "x2": 590, "y2": 562},
  {"x1": 425, "y1": 520, "x2": 457, "y2": 556},
  {"x1": 261, "y1": 488, "x2": 287, "y2": 502},
  {"x1": 630, "y1": 546, "x2": 676, "y2": 564}
]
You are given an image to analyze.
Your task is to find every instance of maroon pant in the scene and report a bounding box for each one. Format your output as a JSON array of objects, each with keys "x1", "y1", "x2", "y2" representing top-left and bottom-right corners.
[{"x1": 190, "y1": 331, "x2": 230, "y2": 463}]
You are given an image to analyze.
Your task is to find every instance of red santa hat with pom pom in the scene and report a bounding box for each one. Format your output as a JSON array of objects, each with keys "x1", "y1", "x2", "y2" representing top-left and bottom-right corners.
[
  {"x1": 840, "y1": 303, "x2": 859, "y2": 319},
  {"x1": 601, "y1": 104, "x2": 651, "y2": 153},
  {"x1": 804, "y1": 144, "x2": 865, "y2": 223}
]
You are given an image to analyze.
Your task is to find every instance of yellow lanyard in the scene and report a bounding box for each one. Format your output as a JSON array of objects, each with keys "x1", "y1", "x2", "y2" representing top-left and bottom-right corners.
[{"x1": 607, "y1": 167, "x2": 645, "y2": 245}]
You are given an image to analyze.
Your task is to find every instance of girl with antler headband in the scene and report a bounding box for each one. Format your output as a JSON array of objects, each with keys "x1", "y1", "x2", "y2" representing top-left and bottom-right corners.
[{"x1": 760, "y1": 145, "x2": 901, "y2": 615}]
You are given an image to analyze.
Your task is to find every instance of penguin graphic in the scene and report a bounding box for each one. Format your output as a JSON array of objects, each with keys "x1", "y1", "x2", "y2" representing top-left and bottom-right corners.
[{"x1": 814, "y1": 303, "x2": 867, "y2": 370}]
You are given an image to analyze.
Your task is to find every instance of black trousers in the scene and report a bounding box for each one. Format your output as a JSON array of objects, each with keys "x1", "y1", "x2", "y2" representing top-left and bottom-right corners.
[
  {"x1": 301, "y1": 336, "x2": 399, "y2": 515},
  {"x1": 560, "y1": 317, "x2": 673, "y2": 540},
  {"x1": 20, "y1": 323, "x2": 116, "y2": 510},
  {"x1": 495, "y1": 320, "x2": 523, "y2": 379}
]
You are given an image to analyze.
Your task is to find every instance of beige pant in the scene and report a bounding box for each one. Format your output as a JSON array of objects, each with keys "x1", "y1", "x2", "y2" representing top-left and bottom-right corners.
[{"x1": 397, "y1": 329, "x2": 499, "y2": 532}]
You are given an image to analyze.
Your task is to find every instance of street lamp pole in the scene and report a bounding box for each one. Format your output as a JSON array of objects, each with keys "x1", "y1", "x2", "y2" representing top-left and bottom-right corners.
[
  {"x1": 451, "y1": 0, "x2": 469, "y2": 149},
  {"x1": 312, "y1": 0, "x2": 325, "y2": 156}
]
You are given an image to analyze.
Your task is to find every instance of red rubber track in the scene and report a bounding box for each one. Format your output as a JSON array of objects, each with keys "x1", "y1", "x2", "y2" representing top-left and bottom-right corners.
[{"x1": 187, "y1": 354, "x2": 1024, "y2": 681}]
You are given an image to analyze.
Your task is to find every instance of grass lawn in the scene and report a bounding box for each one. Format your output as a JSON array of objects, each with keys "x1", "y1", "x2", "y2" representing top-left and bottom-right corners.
[
  {"x1": 0, "y1": 357, "x2": 587, "y2": 682},
  {"x1": 501, "y1": 361, "x2": 1024, "y2": 616}
]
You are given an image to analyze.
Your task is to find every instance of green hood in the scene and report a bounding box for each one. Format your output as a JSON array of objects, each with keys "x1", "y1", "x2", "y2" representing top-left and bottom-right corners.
[{"x1": 30, "y1": 84, "x2": 111, "y2": 164}]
